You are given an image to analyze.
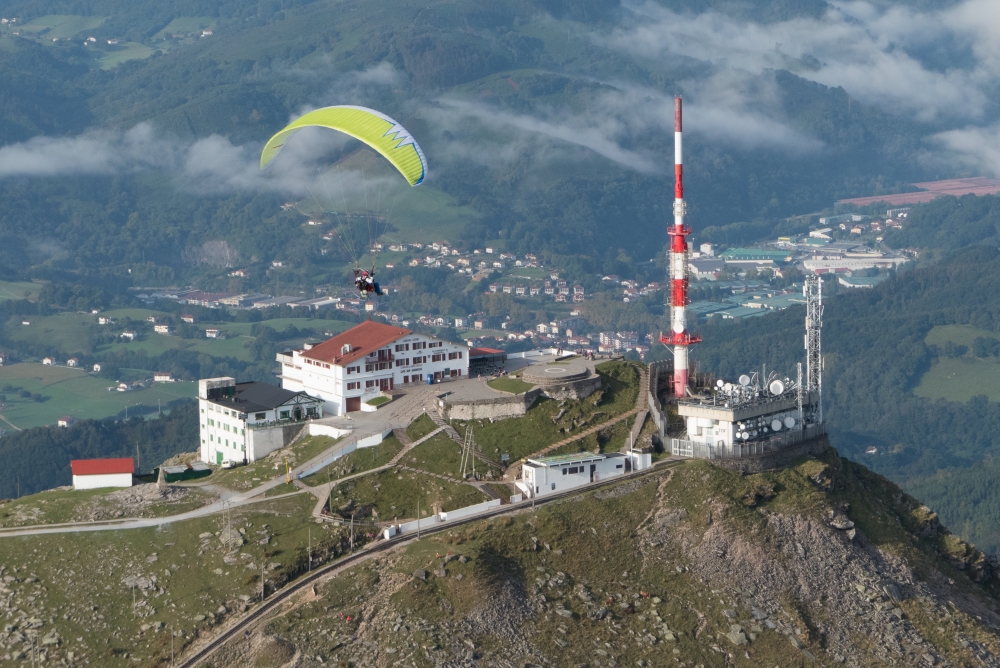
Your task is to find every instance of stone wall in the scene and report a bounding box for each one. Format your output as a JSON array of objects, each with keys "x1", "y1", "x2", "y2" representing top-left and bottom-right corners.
[
  {"x1": 709, "y1": 434, "x2": 831, "y2": 475},
  {"x1": 537, "y1": 375, "x2": 602, "y2": 401},
  {"x1": 440, "y1": 388, "x2": 542, "y2": 421}
]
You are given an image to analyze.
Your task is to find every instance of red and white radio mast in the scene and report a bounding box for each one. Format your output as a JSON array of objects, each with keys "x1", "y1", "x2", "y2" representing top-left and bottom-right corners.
[{"x1": 659, "y1": 97, "x2": 700, "y2": 398}]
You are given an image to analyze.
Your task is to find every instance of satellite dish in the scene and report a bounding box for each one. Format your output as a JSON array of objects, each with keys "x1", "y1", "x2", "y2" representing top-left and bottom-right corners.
[
  {"x1": 738, "y1": 374, "x2": 751, "y2": 387},
  {"x1": 784, "y1": 417, "x2": 796, "y2": 429},
  {"x1": 751, "y1": 430, "x2": 758, "y2": 437},
  {"x1": 716, "y1": 379, "x2": 724, "y2": 388},
  {"x1": 769, "y1": 380, "x2": 785, "y2": 396},
  {"x1": 723, "y1": 383, "x2": 734, "y2": 393},
  {"x1": 771, "y1": 419, "x2": 782, "y2": 431}
]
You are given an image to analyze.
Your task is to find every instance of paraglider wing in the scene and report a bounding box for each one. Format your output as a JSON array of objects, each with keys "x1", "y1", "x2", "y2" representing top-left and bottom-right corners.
[{"x1": 260, "y1": 105, "x2": 427, "y2": 186}]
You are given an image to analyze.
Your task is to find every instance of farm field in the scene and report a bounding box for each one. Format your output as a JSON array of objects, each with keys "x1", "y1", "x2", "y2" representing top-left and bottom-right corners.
[
  {"x1": 911, "y1": 325, "x2": 1000, "y2": 402},
  {"x1": 96, "y1": 41, "x2": 156, "y2": 68},
  {"x1": 154, "y1": 16, "x2": 215, "y2": 39},
  {"x1": 913, "y1": 357, "x2": 1000, "y2": 402},
  {"x1": 18, "y1": 14, "x2": 106, "y2": 39},
  {"x1": 0, "y1": 363, "x2": 195, "y2": 429},
  {"x1": 925, "y1": 324, "x2": 1000, "y2": 349},
  {"x1": 0, "y1": 280, "x2": 42, "y2": 302},
  {"x1": 2, "y1": 310, "x2": 355, "y2": 362}
]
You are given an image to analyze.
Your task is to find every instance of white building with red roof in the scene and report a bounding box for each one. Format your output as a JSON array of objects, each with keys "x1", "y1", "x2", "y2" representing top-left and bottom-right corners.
[
  {"x1": 70, "y1": 457, "x2": 134, "y2": 490},
  {"x1": 277, "y1": 320, "x2": 469, "y2": 415}
]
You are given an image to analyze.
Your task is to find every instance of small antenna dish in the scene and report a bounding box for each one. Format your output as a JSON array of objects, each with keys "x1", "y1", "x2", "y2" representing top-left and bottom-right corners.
[
  {"x1": 716, "y1": 379, "x2": 724, "y2": 388},
  {"x1": 738, "y1": 374, "x2": 751, "y2": 387},
  {"x1": 769, "y1": 380, "x2": 785, "y2": 396},
  {"x1": 723, "y1": 383, "x2": 734, "y2": 393},
  {"x1": 771, "y1": 419, "x2": 782, "y2": 431},
  {"x1": 784, "y1": 417, "x2": 796, "y2": 429}
]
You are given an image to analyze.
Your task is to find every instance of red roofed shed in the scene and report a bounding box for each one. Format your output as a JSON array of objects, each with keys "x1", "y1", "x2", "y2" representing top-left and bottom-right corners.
[{"x1": 70, "y1": 457, "x2": 134, "y2": 490}]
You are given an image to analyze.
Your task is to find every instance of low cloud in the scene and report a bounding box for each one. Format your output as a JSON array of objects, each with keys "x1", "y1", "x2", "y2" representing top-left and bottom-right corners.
[{"x1": 606, "y1": 0, "x2": 1000, "y2": 125}]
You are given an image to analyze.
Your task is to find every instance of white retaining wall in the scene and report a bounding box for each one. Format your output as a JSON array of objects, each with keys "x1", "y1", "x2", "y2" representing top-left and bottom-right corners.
[
  {"x1": 382, "y1": 499, "x2": 502, "y2": 540},
  {"x1": 306, "y1": 423, "x2": 354, "y2": 440},
  {"x1": 296, "y1": 428, "x2": 391, "y2": 479}
]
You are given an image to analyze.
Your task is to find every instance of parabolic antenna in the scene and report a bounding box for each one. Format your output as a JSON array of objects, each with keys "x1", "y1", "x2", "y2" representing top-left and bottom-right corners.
[
  {"x1": 723, "y1": 383, "x2": 734, "y2": 393},
  {"x1": 784, "y1": 417, "x2": 796, "y2": 429},
  {"x1": 752, "y1": 430, "x2": 758, "y2": 437},
  {"x1": 738, "y1": 374, "x2": 751, "y2": 387},
  {"x1": 716, "y1": 379, "x2": 725, "y2": 388},
  {"x1": 769, "y1": 380, "x2": 785, "y2": 396},
  {"x1": 771, "y1": 419, "x2": 783, "y2": 431}
]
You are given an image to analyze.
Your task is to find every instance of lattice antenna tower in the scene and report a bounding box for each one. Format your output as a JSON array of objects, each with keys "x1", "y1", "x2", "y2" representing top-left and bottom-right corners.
[{"x1": 804, "y1": 275, "x2": 824, "y2": 424}]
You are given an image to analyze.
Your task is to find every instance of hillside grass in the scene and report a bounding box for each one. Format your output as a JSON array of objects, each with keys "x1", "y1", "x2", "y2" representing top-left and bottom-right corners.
[
  {"x1": 0, "y1": 485, "x2": 212, "y2": 528},
  {"x1": 455, "y1": 360, "x2": 640, "y2": 462},
  {"x1": 406, "y1": 413, "x2": 438, "y2": 441},
  {"x1": 399, "y1": 431, "x2": 489, "y2": 478},
  {"x1": 300, "y1": 434, "x2": 405, "y2": 487},
  {"x1": 210, "y1": 435, "x2": 344, "y2": 492},
  {"x1": 0, "y1": 363, "x2": 195, "y2": 429},
  {"x1": 0, "y1": 493, "x2": 335, "y2": 668},
  {"x1": 329, "y1": 467, "x2": 486, "y2": 521}
]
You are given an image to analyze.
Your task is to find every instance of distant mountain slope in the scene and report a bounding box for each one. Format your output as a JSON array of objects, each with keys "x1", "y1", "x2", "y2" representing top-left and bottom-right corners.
[
  {"x1": 0, "y1": 0, "x2": 935, "y2": 285},
  {"x1": 695, "y1": 245, "x2": 1000, "y2": 551}
]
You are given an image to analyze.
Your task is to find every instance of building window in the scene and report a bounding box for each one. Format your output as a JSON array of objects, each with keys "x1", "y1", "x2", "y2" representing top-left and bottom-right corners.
[
  {"x1": 365, "y1": 380, "x2": 376, "y2": 388},
  {"x1": 562, "y1": 468, "x2": 568, "y2": 475},
  {"x1": 346, "y1": 366, "x2": 353, "y2": 374},
  {"x1": 395, "y1": 344, "x2": 405, "y2": 352},
  {"x1": 255, "y1": 412, "x2": 266, "y2": 420},
  {"x1": 347, "y1": 381, "x2": 360, "y2": 390},
  {"x1": 280, "y1": 410, "x2": 290, "y2": 419},
  {"x1": 306, "y1": 407, "x2": 317, "y2": 417},
  {"x1": 551, "y1": 483, "x2": 556, "y2": 490}
]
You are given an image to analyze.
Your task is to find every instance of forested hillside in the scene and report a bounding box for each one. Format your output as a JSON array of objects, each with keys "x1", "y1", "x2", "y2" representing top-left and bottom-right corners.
[
  {"x1": 0, "y1": 402, "x2": 196, "y2": 499},
  {"x1": 0, "y1": 0, "x2": 942, "y2": 293},
  {"x1": 695, "y1": 245, "x2": 1000, "y2": 551}
]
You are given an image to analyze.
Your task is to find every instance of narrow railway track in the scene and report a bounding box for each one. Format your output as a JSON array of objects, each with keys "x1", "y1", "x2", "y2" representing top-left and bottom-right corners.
[{"x1": 177, "y1": 458, "x2": 681, "y2": 667}]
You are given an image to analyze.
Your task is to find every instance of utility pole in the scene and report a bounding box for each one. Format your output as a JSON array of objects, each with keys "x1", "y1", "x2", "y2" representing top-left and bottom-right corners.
[
  {"x1": 171, "y1": 628, "x2": 174, "y2": 666},
  {"x1": 308, "y1": 527, "x2": 312, "y2": 572},
  {"x1": 261, "y1": 560, "x2": 265, "y2": 601},
  {"x1": 416, "y1": 501, "x2": 420, "y2": 539},
  {"x1": 135, "y1": 440, "x2": 141, "y2": 476},
  {"x1": 327, "y1": 469, "x2": 332, "y2": 517},
  {"x1": 350, "y1": 512, "x2": 355, "y2": 552}
]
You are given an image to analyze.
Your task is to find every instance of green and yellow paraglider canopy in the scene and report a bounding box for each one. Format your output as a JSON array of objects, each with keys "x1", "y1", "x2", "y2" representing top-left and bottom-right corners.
[{"x1": 260, "y1": 105, "x2": 427, "y2": 186}]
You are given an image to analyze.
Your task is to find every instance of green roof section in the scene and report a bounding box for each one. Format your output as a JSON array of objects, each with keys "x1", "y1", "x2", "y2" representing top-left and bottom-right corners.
[
  {"x1": 528, "y1": 452, "x2": 610, "y2": 466},
  {"x1": 719, "y1": 248, "x2": 793, "y2": 261},
  {"x1": 839, "y1": 275, "x2": 889, "y2": 287}
]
